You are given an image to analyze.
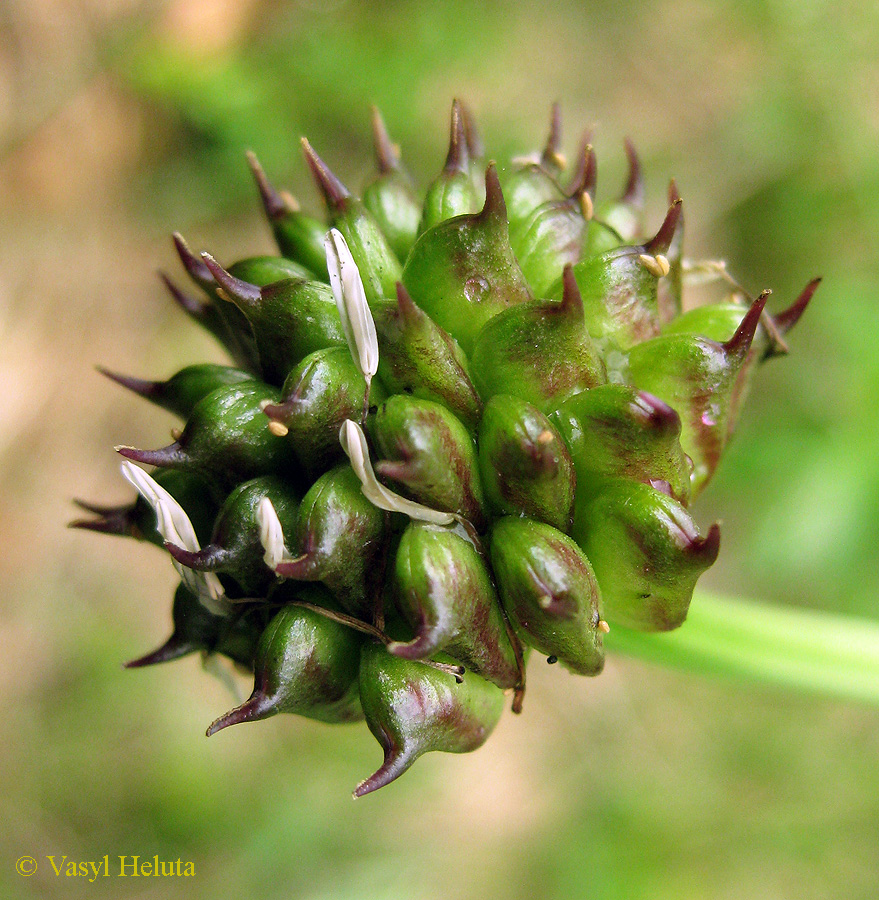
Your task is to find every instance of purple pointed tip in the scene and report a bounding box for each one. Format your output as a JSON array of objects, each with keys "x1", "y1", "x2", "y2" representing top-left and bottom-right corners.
[
  {"x1": 245, "y1": 150, "x2": 288, "y2": 220},
  {"x1": 695, "y1": 523, "x2": 721, "y2": 564},
  {"x1": 644, "y1": 199, "x2": 683, "y2": 255},
  {"x1": 387, "y1": 628, "x2": 443, "y2": 660},
  {"x1": 116, "y1": 442, "x2": 186, "y2": 469},
  {"x1": 444, "y1": 99, "x2": 469, "y2": 174},
  {"x1": 541, "y1": 101, "x2": 563, "y2": 168},
  {"x1": 125, "y1": 636, "x2": 199, "y2": 668},
  {"x1": 724, "y1": 292, "x2": 769, "y2": 359},
  {"x1": 172, "y1": 232, "x2": 214, "y2": 287},
  {"x1": 560, "y1": 265, "x2": 584, "y2": 317},
  {"x1": 352, "y1": 744, "x2": 416, "y2": 798},
  {"x1": 97, "y1": 366, "x2": 162, "y2": 402},
  {"x1": 459, "y1": 100, "x2": 484, "y2": 159},
  {"x1": 568, "y1": 143, "x2": 597, "y2": 199},
  {"x1": 774, "y1": 278, "x2": 820, "y2": 335},
  {"x1": 206, "y1": 689, "x2": 277, "y2": 736},
  {"x1": 201, "y1": 253, "x2": 261, "y2": 307},
  {"x1": 274, "y1": 551, "x2": 316, "y2": 580},
  {"x1": 371, "y1": 105, "x2": 401, "y2": 174},
  {"x1": 395, "y1": 282, "x2": 421, "y2": 322},
  {"x1": 300, "y1": 137, "x2": 350, "y2": 209},
  {"x1": 633, "y1": 391, "x2": 681, "y2": 433},
  {"x1": 159, "y1": 271, "x2": 210, "y2": 319},
  {"x1": 621, "y1": 137, "x2": 645, "y2": 206},
  {"x1": 68, "y1": 512, "x2": 132, "y2": 537},
  {"x1": 164, "y1": 541, "x2": 230, "y2": 572},
  {"x1": 480, "y1": 163, "x2": 507, "y2": 221},
  {"x1": 668, "y1": 178, "x2": 681, "y2": 205}
]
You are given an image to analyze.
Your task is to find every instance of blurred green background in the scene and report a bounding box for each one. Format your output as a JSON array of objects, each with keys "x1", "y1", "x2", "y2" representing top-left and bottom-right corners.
[{"x1": 2, "y1": 0, "x2": 879, "y2": 897}]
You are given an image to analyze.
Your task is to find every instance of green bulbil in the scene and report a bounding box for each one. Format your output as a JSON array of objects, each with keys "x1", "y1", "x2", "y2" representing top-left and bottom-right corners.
[
  {"x1": 402, "y1": 165, "x2": 533, "y2": 355},
  {"x1": 99, "y1": 363, "x2": 254, "y2": 421},
  {"x1": 390, "y1": 522, "x2": 519, "y2": 688},
  {"x1": 207, "y1": 595, "x2": 364, "y2": 735},
  {"x1": 165, "y1": 476, "x2": 300, "y2": 596},
  {"x1": 627, "y1": 295, "x2": 765, "y2": 495},
  {"x1": 471, "y1": 265, "x2": 606, "y2": 411},
  {"x1": 247, "y1": 151, "x2": 329, "y2": 278},
  {"x1": 362, "y1": 109, "x2": 421, "y2": 262},
  {"x1": 117, "y1": 382, "x2": 295, "y2": 498},
  {"x1": 419, "y1": 100, "x2": 481, "y2": 233},
  {"x1": 203, "y1": 256, "x2": 346, "y2": 386},
  {"x1": 355, "y1": 641, "x2": 504, "y2": 797},
  {"x1": 302, "y1": 139, "x2": 402, "y2": 304},
  {"x1": 275, "y1": 465, "x2": 388, "y2": 615},
  {"x1": 478, "y1": 395, "x2": 575, "y2": 533},
  {"x1": 552, "y1": 201, "x2": 682, "y2": 351},
  {"x1": 126, "y1": 584, "x2": 265, "y2": 669},
  {"x1": 549, "y1": 383, "x2": 692, "y2": 505},
  {"x1": 509, "y1": 144, "x2": 595, "y2": 296},
  {"x1": 490, "y1": 517, "x2": 605, "y2": 675},
  {"x1": 371, "y1": 395, "x2": 485, "y2": 528},
  {"x1": 572, "y1": 479, "x2": 720, "y2": 632},
  {"x1": 228, "y1": 255, "x2": 314, "y2": 286},
  {"x1": 263, "y1": 347, "x2": 385, "y2": 477},
  {"x1": 371, "y1": 284, "x2": 482, "y2": 430}
]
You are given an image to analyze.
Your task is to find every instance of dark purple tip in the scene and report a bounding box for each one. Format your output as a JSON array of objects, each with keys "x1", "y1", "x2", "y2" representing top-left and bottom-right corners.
[
  {"x1": 274, "y1": 550, "x2": 317, "y2": 580},
  {"x1": 206, "y1": 688, "x2": 277, "y2": 736},
  {"x1": 633, "y1": 391, "x2": 682, "y2": 434},
  {"x1": 388, "y1": 628, "x2": 443, "y2": 661},
  {"x1": 480, "y1": 163, "x2": 507, "y2": 222},
  {"x1": 568, "y1": 143, "x2": 597, "y2": 200},
  {"x1": 159, "y1": 272, "x2": 210, "y2": 320},
  {"x1": 560, "y1": 265, "x2": 584, "y2": 318},
  {"x1": 371, "y1": 105, "x2": 401, "y2": 174},
  {"x1": 172, "y1": 232, "x2": 214, "y2": 289},
  {"x1": 621, "y1": 137, "x2": 644, "y2": 207},
  {"x1": 774, "y1": 277, "x2": 820, "y2": 335},
  {"x1": 301, "y1": 137, "x2": 351, "y2": 210},
  {"x1": 69, "y1": 501, "x2": 134, "y2": 537},
  {"x1": 668, "y1": 178, "x2": 681, "y2": 205},
  {"x1": 116, "y1": 442, "x2": 187, "y2": 469},
  {"x1": 201, "y1": 253, "x2": 262, "y2": 307},
  {"x1": 97, "y1": 366, "x2": 162, "y2": 402},
  {"x1": 444, "y1": 99, "x2": 469, "y2": 174},
  {"x1": 693, "y1": 523, "x2": 721, "y2": 565},
  {"x1": 459, "y1": 101, "x2": 484, "y2": 159},
  {"x1": 644, "y1": 199, "x2": 683, "y2": 255},
  {"x1": 165, "y1": 541, "x2": 231, "y2": 572},
  {"x1": 541, "y1": 101, "x2": 563, "y2": 168},
  {"x1": 245, "y1": 150, "x2": 288, "y2": 221},
  {"x1": 353, "y1": 744, "x2": 416, "y2": 798},
  {"x1": 125, "y1": 636, "x2": 199, "y2": 668},
  {"x1": 395, "y1": 282, "x2": 422, "y2": 323},
  {"x1": 723, "y1": 291, "x2": 769, "y2": 359}
]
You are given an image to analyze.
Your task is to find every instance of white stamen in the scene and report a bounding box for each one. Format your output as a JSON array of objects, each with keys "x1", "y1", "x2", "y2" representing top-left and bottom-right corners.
[
  {"x1": 325, "y1": 229, "x2": 379, "y2": 390},
  {"x1": 256, "y1": 496, "x2": 294, "y2": 570},
  {"x1": 120, "y1": 461, "x2": 228, "y2": 614},
  {"x1": 339, "y1": 420, "x2": 455, "y2": 525}
]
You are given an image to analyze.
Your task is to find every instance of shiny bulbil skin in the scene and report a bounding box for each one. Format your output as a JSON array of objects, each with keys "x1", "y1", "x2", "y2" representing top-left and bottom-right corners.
[{"x1": 74, "y1": 100, "x2": 817, "y2": 796}]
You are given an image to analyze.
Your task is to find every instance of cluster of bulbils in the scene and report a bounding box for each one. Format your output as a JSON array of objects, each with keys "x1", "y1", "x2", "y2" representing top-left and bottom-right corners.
[{"x1": 74, "y1": 101, "x2": 818, "y2": 796}]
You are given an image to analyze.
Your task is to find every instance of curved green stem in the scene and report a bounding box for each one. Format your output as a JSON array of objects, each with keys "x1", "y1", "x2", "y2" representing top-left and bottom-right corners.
[{"x1": 605, "y1": 592, "x2": 879, "y2": 706}]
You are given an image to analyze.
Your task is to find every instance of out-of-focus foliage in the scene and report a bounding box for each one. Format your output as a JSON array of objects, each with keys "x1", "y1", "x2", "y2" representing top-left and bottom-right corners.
[{"x1": 2, "y1": 1, "x2": 878, "y2": 898}]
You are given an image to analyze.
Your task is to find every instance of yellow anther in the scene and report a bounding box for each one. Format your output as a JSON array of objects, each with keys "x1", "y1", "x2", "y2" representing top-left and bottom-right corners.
[
  {"x1": 268, "y1": 420, "x2": 289, "y2": 437},
  {"x1": 579, "y1": 191, "x2": 594, "y2": 221}
]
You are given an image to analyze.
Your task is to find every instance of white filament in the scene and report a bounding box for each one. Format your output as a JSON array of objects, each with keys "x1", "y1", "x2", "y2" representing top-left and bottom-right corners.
[
  {"x1": 325, "y1": 228, "x2": 379, "y2": 388},
  {"x1": 120, "y1": 461, "x2": 228, "y2": 615},
  {"x1": 256, "y1": 496, "x2": 294, "y2": 570},
  {"x1": 339, "y1": 420, "x2": 456, "y2": 525}
]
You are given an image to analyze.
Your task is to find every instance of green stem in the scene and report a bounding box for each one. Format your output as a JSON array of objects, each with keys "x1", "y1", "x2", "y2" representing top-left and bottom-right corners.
[{"x1": 605, "y1": 592, "x2": 879, "y2": 706}]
